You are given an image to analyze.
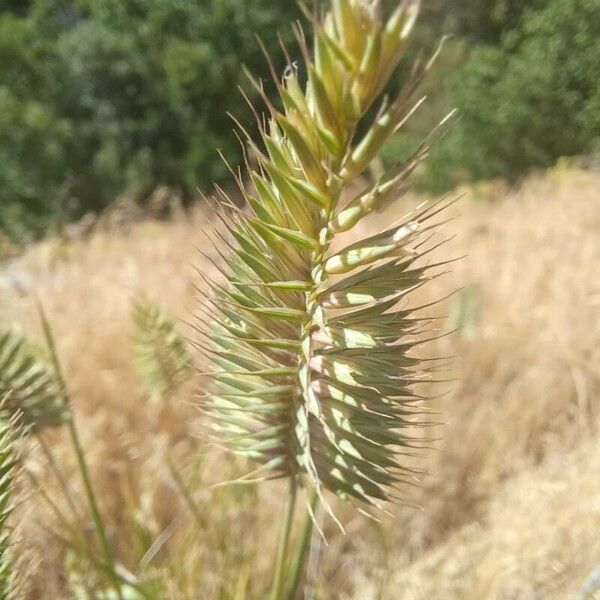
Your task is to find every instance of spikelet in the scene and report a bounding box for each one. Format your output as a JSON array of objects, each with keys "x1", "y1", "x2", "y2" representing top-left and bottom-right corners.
[
  {"x1": 198, "y1": 0, "x2": 454, "y2": 510},
  {"x1": 0, "y1": 401, "x2": 23, "y2": 599},
  {"x1": 0, "y1": 328, "x2": 66, "y2": 431},
  {"x1": 132, "y1": 296, "x2": 193, "y2": 398}
]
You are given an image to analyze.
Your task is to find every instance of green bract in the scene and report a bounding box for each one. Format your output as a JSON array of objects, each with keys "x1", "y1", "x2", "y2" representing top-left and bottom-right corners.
[{"x1": 199, "y1": 0, "x2": 453, "y2": 511}]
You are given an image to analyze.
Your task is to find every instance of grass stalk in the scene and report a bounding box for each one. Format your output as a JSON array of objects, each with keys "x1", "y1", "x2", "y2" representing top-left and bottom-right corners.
[
  {"x1": 35, "y1": 299, "x2": 123, "y2": 599},
  {"x1": 270, "y1": 478, "x2": 298, "y2": 600},
  {"x1": 167, "y1": 455, "x2": 207, "y2": 530},
  {"x1": 285, "y1": 488, "x2": 319, "y2": 600}
]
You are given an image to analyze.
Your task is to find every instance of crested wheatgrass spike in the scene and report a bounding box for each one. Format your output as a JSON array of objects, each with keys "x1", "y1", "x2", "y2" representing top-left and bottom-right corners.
[
  {"x1": 198, "y1": 0, "x2": 453, "y2": 523},
  {"x1": 132, "y1": 296, "x2": 193, "y2": 399},
  {"x1": 0, "y1": 328, "x2": 66, "y2": 431},
  {"x1": 0, "y1": 402, "x2": 22, "y2": 599}
]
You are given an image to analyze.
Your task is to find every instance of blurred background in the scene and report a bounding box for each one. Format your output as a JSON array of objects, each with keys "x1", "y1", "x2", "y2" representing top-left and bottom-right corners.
[
  {"x1": 0, "y1": 1, "x2": 599, "y2": 599},
  {"x1": 1, "y1": 0, "x2": 598, "y2": 244}
]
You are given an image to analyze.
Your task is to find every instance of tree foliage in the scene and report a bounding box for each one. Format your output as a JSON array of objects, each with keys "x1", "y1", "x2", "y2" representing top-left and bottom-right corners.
[
  {"x1": 1, "y1": 0, "x2": 598, "y2": 237},
  {"x1": 424, "y1": 0, "x2": 542, "y2": 44},
  {"x1": 424, "y1": 0, "x2": 600, "y2": 191},
  {"x1": 0, "y1": 0, "x2": 300, "y2": 239}
]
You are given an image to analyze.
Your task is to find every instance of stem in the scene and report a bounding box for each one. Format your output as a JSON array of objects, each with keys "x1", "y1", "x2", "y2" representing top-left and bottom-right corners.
[
  {"x1": 36, "y1": 299, "x2": 123, "y2": 599},
  {"x1": 66, "y1": 417, "x2": 120, "y2": 582},
  {"x1": 286, "y1": 488, "x2": 319, "y2": 600},
  {"x1": 167, "y1": 454, "x2": 207, "y2": 530},
  {"x1": 270, "y1": 477, "x2": 298, "y2": 600}
]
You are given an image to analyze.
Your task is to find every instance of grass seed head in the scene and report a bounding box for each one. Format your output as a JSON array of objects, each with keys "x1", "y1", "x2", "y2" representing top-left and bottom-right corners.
[{"x1": 199, "y1": 0, "x2": 453, "y2": 512}]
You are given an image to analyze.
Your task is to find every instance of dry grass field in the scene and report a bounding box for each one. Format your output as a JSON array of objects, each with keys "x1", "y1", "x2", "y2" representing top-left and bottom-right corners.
[{"x1": 2, "y1": 164, "x2": 599, "y2": 599}]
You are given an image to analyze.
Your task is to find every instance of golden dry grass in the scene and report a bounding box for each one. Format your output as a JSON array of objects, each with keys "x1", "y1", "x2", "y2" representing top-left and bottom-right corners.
[{"x1": 3, "y1": 165, "x2": 600, "y2": 599}]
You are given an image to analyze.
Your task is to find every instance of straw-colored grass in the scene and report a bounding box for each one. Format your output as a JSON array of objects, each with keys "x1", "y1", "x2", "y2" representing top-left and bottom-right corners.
[{"x1": 2, "y1": 163, "x2": 599, "y2": 598}]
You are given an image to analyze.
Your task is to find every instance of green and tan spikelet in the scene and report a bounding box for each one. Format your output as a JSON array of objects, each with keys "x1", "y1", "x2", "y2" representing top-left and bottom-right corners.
[
  {"x1": 0, "y1": 328, "x2": 66, "y2": 431},
  {"x1": 132, "y1": 296, "x2": 193, "y2": 398},
  {"x1": 197, "y1": 0, "x2": 454, "y2": 511},
  {"x1": 0, "y1": 403, "x2": 23, "y2": 599}
]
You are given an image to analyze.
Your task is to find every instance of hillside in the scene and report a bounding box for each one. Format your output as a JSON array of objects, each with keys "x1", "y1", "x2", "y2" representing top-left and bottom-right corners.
[{"x1": 2, "y1": 165, "x2": 599, "y2": 599}]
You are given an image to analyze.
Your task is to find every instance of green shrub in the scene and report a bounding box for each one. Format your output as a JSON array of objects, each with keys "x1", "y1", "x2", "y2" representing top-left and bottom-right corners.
[
  {"x1": 423, "y1": 0, "x2": 600, "y2": 192},
  {"x1": 432, "y1": 0, "x2": 542, "y2": 44},
  {"x1": 0, "y1": 0, "x2": 300, "y2": 239}
]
